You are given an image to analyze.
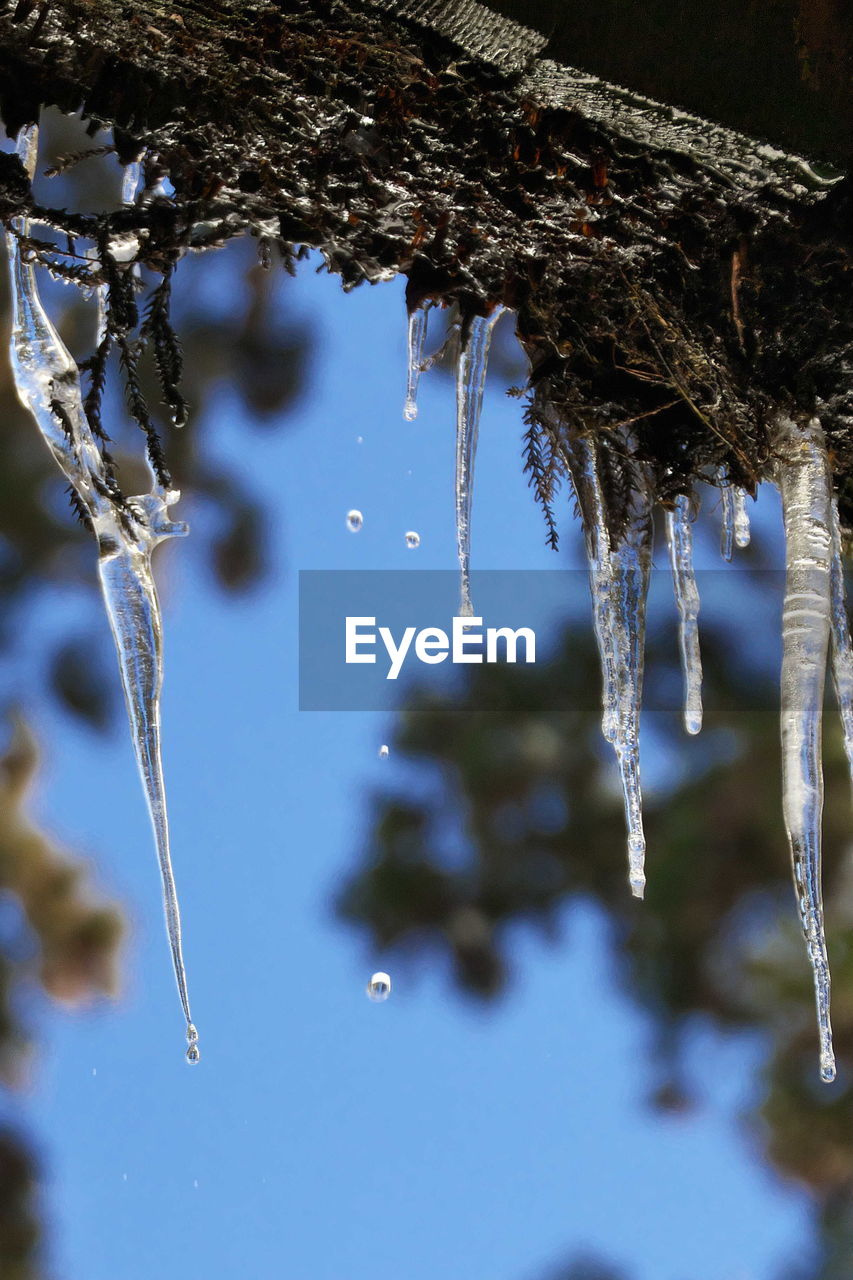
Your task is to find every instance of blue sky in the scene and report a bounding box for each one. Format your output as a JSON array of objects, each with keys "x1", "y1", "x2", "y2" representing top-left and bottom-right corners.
[{"x1": 15, "y1": 248, "x2": 816, "y2": 1280}]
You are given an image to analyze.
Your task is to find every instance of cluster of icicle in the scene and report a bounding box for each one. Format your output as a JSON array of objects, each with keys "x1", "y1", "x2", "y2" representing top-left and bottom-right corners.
[
  {"x1": 405, "y1": 301, "x2": 853, "y2": 1082},
  {"x1": 5, "y1": 125, "x2": 199, "y2": 1063}
]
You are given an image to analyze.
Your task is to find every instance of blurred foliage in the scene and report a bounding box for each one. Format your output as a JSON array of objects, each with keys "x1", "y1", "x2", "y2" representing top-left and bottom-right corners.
[
  {"x1": 0, "y1": 715, "x2": 122, "y2": 1279},
  {"x1": 0, "y1": 108, "x2": 310, "y2": 1274},
  {"x1": 339, "y1": 576, "x2": 853, "y2": 1278}
]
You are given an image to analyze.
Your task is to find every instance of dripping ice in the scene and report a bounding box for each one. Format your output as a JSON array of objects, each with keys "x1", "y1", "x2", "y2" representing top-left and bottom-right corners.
[
  {"x1": 5, "y1": 124, "x2": 199, "y2": 1064},
  {"x1": 564, "y1": 435, "x2": 652, "y2": 898},
  {"x1": 404, "y1": 306, "x2": 428, "y2": 421},
  {"x1": 775, "y1": 415, "x2": 836, "y2": 1082},
  {"x1": 719, "y1": 472, "x2": 751, "y2": 561},
  {"x1": 665, "y1": 494, "x2": 703, "y2": 735},
  {"x1": 454, "y1": 308, "x2": 504, "y2": 617}
]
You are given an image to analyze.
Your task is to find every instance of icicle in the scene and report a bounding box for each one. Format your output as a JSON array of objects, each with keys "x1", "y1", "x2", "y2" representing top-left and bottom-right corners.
[
  {"x1": 720, "y1": 481, "x2": 735, "y2": 562},
  {"x1": 455, "y1": 307, "x2": 504, "y2": 617},
  {"x1": 608, "y1": 484, "x2": 654, "y2": 898},
  {"x1": 829, "y1": 498, "x2": 853, "y2": 797},
  {"x1": 404, "y1": 306, "x2": 428, "y2": 421},
  {"x1": 6, "y1": 124, "x2": 199, "y2": 1064},
  {"x1": 121, "y1": 161, "x2": 142, "y2": 207},
  {"x1": 564, "y1": 435, "x2": 653, "y2": 897},
  {"x1": 719, "y1": 475, "x2": 751, "y2": 561},
  {"x1": 567, "y1": 438, "x2": 619, "y2": 745},
  {"x1": 734, "y1": 487, "x2": 751, "y2": 548},
  {"x1": 665, "y1": 494, "x2": 703, "y2": 734},
  {"x1": 775, "y1": 414, "x2": 835, "y2": 1082}
]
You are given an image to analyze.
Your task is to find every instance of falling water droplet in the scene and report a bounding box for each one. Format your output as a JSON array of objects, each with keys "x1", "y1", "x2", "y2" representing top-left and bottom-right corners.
[
  {"x1": 367, "y1": 971, "x2": 392, "y2": 1001},
  {"x1": 347, "y1": 510, "x2": 363, "y2": 533},
  {"x1": 405, "y1": 531, "x2": 420, "y2": 549},
  {"x1": 379, "y1": 744, "x2": 389, "y2": 759}
]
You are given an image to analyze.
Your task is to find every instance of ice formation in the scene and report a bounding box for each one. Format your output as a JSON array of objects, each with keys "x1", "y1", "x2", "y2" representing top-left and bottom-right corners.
[
  {"x1": 665, "y1": 494, "x2": 703, "y2": 735},
  {"x1": 719, "y1": 478, "x2": 751, "y2": 561},
  {"x1": 775, "y1": 415, "x2": 836, "y2": 1082},
  {"x1": 454, "y1": 307, "x2": 504, "y2": 616},
  {"x1": 5, "y1": 125, "x2": 199, "y2": 1064},
  {"x1": 563, "y1": 435, "x2": 652, "y2": 898},
  {"x1": 404, "y1": 305, "x2": 429, "y2": 421},
  {"x1": 719, "y1": 476, "x2": 751, "y2": 561},
  {"x1": 556, "y1": 413, "x2": 851, "y2": 1075}
]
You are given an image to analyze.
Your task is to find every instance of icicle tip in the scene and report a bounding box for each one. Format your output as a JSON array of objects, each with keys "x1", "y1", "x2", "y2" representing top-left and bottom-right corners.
[{"x1": 684, "y1": 709, "x2": 703, "y2": 736}]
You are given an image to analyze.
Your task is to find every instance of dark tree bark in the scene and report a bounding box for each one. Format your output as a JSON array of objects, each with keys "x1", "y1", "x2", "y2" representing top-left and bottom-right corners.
[
  {"x1": 0, "y1": 0, "x2": 850, "y2": 528},
  {"x1": 490, "y1": 0, "x2": 853, "y2": 169}
]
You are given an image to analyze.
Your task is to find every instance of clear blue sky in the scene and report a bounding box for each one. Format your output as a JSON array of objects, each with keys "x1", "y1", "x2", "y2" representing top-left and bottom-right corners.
[{"x1": 18, "y1": 248, "x2": 815, "y2": 1280}]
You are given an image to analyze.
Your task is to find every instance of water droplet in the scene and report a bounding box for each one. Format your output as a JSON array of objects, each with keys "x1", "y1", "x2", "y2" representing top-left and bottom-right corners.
[
  {"x1": 186, "y1": 1044, "x2": 200, "y2": 1064},
  {"x1": 347, "y1": 509, "x2": 363, "y2": 533},
  {"x1": 193, "y1": 1179, "x2": 199, "y2": 1189},
  {"x1": 378, "y1": 744, "x2": 389, "y2": 759},
  {"x1": 356, "y1": 436, "x2": 364, "y2": 445},
  {"x1": 405, "y1": 531, "x2": 420, "y2": 549},
  {"x1": 367, "y1": 971, "x2": 392, "y2": 1001}
]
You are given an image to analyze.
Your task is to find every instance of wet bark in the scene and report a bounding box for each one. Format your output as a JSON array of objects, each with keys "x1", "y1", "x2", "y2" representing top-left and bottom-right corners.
[{"x1": 0, "y1": 0, "x2": 850, "y2": 527}]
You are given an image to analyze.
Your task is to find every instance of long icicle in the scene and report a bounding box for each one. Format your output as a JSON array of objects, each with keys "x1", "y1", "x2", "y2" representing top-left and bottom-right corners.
[
  {"x1": 404, "y1": 304, "x2": 428, "y2": 421},
  {"x1": 829, "y1": 497, "x2": 853, "y2": 796},
  {"x1": 455, "y1": 307, "x2": 504, "y2": 617},
  {"x1": 567, "y1": 437, "x2": 619, "y2": 745},
  {"x1": 565, "y1": 434, "x2": 653, "y2": 897},
  {"x1": 775, "y1": 413, "x2": 835, "y2": 1082},
  {"x1": 6, "y1": 124, "x2": 199, "y2": 1063},
  {"x1": 609, "y1": 477, "x2": 654, "y2": 897},
  {"x1": 665, "y1": 494, "x2": 703, "y2": 734}
]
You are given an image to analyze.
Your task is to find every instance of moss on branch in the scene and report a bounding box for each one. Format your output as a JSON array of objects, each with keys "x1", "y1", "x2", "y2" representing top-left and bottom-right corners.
[{"x1": 0, "y1": 0, "x2": 850, "y2": 530}]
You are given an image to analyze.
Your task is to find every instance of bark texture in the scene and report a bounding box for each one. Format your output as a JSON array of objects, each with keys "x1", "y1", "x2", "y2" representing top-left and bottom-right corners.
[{"x1": 0, "y1": 0, "x2": 850, "y2": 529}]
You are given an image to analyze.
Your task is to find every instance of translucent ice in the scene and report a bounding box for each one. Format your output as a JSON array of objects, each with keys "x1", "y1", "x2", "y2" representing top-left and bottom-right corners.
[
  {"x1": 775, "y1": 414, "x2": 835, "y2": 1082},
  {"x1": 665, "y1": 494, "x2": 703, "y2": 734},
  {"x1": 404, "y1": 305, "x2": 428, "y2": 421},
  {"x1": 6, "y1": 124, "x2": 198, "y2": 1062},
  {"x1": 455, "y1": 308, "x2": 504, "y2": 616},
  {"x1": 719, "y1": 477, "x2": 751, "y2": 561},
  {"x1": 565, "y1": 435, "x2": 653, "y2": 897}
]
